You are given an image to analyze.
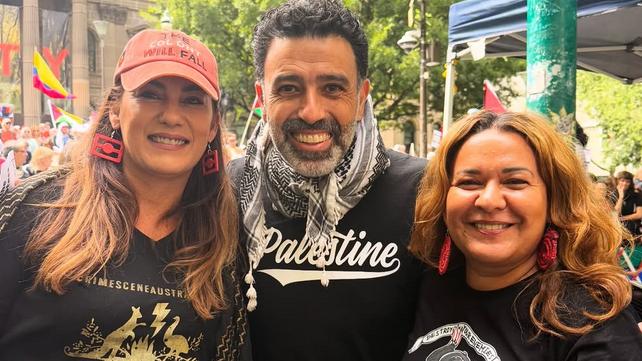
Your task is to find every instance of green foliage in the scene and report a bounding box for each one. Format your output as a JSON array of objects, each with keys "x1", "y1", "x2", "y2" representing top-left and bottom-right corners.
[
  {"x1": 147, "y1": 0, "x2": 523, "y2": 131},
  {"x1": 577, "y1": 71, "x2": 642, "y2": 168},
  {"x1": 145, "y1": 0, "x2": 280, "y2": 134}
]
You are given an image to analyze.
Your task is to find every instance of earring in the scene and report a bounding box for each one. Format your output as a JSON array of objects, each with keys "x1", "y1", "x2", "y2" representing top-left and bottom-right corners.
[
  {"x1": 90, "y1": 130, "x2": 123, "y2": 163},
  {"x1": 537, "y1": 226, "x2": 559, "y2": 271},
  {"x1": 438, "y1": 232, "x2": 452, "y2": 275},
  {"x1": 201, "y1": 143, "x2": 219, "y2": 175}
]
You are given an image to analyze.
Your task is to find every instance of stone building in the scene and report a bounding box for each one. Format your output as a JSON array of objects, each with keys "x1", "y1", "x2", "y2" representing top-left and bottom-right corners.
[{"x1": 0, "y1": 0, "x2": 155, "y2": 127}]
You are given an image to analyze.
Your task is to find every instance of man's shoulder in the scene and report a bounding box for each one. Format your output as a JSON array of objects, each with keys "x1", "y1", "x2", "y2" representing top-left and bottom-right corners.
[
  {"x1": 356, "y1": 150, "x2": 426, "y2": 208},
  {"x1": 383, "y1": 149, "x2": 427, "y2": 181},
  {"x1": 0, "y1": 168, "x2": 66, "y2": 234},
  {"x1": 227, "y1": 157, "x2": 247, "y2": 187}
]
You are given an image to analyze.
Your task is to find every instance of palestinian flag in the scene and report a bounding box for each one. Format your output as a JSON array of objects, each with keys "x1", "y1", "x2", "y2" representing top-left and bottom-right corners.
[
  {"x1": 48, "y1": 100, "x2": 84, "y2": 129},
  {"x1": 252, "y1": 96, "x2": 263, "y2": 118},
  {"x1": 482, "y1": 80, "x2": 506, "y2": 113}
]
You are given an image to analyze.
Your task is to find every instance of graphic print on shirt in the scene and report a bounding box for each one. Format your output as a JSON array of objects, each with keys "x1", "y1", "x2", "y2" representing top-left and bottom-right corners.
[
  {"x1": 408, "y1": 323, "x2": 500, "y2": 361},
  {"x1": 258, "y1": 227, "x2": 401, "y2": 285},
  {"x1": 64, "y1": 303, "x2": 204, "y2": 361}
]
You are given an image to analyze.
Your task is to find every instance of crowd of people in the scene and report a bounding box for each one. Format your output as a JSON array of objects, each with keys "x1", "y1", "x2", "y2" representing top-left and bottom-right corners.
[
  {"x1": 0, "y1": 118, "x2": 82, "y2": 180},
  {"x1": 592, "y1": 170, "x2": 642, "y2": 282},
  {"x1": 1, "y1": 117, "x2": 247, "y2": 185},
  {"x1": 1, "y1": 1, "x2": 641, "y2": 360}
]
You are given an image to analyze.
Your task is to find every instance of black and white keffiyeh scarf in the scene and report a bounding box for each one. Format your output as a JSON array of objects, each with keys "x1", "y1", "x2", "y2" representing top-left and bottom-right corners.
[{"x1": 239, "y1": 96, "x2": 390, "y2": 311}]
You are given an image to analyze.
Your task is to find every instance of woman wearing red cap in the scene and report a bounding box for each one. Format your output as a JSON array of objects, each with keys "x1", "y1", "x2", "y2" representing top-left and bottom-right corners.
[{"x1": 0, "y1": 29, "x2": 248, "y2": 360}]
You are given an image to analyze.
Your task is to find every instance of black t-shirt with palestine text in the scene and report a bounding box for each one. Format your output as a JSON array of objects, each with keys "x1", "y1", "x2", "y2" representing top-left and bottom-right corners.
[{"x1": 229, "y1": 150, "x2": 427, "y2": 361}]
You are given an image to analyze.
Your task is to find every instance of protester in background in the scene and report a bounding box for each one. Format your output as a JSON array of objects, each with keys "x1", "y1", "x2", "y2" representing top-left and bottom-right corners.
[
  {"x1": 38, "y1": 122, "x2": 52, "y2": 147},
  {"x1": 615, "y1": 171, "x2": 642, "y2": 237},
  {"x1": 53, "y1": 121, "x2": 73, "y2": 151},
  {"x1": 1, "y1": 118, "x2": 15, "y2": 143},
  {"x1": 23, "y1": 146, "x2": 54, "y2": 176},
  {"x1": 30, "y1": 125, "x2": 41, "y2": 145},
  {"x1": 47, "y1": 127, "x2": 57, "y2": 149},
  {"x1": 19, "y1": 127, "x2": 39, "y2": 154},
  {"x1": 222, "y1": 130, "x2": 244, "y2": 164},
  {"x1": 0, "y1": 29, "x2": 248, "y2": 360},
  {"x1": 635, "y1": 167, "x2": 642, "y2": 193},
  {"x1": 1, "y1": 139, "x2": 29, "y2": 179},
  {"x1": 407, "y1": 111, "x2": 642, "y2": 360},
  {"x1": 230, "y1": 1, "x2": 426, "y2": 360}
]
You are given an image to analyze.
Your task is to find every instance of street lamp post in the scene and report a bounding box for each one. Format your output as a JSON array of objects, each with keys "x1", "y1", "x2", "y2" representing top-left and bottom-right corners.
[
  {"x1": 397, "y1": 0, "x2": 429, "y2": 158},
  {"x1": 92, "y1": 20, "x2": 108, "y2": 95}
]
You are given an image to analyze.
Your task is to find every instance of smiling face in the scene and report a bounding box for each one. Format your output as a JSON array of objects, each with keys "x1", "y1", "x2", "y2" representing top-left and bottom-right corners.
[
  {"x1": 445, "y1": 129, "x2": 548, "y2": 287},
  {"x1": 257, "y1": 36, "x2": 369, "y2": 177},
  {"x1": 110, "y1": 76, "x2": 216, "y2": 182}
]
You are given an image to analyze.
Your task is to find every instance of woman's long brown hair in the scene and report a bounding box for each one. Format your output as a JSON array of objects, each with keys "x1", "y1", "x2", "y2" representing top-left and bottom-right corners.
[
  {"x1": 409, "y1": 111, "x2": 631, "y2": 337},
  {"x1": 25, "y1": 85, "x2": 238, "y2": 319}
]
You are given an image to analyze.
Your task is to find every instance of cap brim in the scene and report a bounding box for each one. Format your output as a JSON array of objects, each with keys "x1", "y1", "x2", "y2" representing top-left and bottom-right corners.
[{"x1": 120, "y1": 60, "x2": 219, "y2": 101}]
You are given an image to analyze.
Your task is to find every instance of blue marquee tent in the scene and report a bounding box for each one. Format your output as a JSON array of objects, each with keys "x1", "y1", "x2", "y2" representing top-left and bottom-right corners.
[{"x1": 442, "y1": 0, "x2": 642, "y2": 130}]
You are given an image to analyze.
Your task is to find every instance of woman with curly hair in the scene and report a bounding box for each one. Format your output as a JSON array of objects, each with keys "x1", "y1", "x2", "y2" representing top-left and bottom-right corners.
[{"x1": 405, "y1": 111, "x2": 642, "y2": 360}]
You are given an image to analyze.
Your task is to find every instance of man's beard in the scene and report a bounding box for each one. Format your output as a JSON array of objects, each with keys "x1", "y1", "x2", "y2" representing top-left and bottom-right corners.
[{"x1": 268, "y1": 116, "x2": 357, "y2": 178}]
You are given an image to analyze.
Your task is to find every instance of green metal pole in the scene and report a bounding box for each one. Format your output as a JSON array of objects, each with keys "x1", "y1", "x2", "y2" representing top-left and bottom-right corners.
[
  {"x1": 526, "y1": 0, "x2": 577, "y2": 136},
  {"x1": 418, "y1": 0, "x2": 427, "y2": 158}
]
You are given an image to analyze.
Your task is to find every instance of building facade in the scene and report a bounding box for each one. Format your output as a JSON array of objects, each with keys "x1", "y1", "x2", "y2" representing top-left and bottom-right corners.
[{"x1": 0, "y1": 0, "x2": 154, "y2": 127}]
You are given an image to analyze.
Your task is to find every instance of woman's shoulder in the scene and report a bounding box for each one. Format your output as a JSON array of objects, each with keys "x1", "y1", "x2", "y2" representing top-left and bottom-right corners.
[
  {"x1": 0, "y1": 167, "x2": 69, "y2": 234},
  {"x1": 563, "y1": 306, "x2": 642, "y2": 359}
]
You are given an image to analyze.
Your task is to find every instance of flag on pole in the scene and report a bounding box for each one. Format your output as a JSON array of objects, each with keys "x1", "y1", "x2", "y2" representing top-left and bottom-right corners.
[
  {"x1": 240, "y1": 95, "x2": 263, "y2": 147},
  {"x1": 252, "y1": 95, "x2": 263, "y2": 118},
  {"x1": 33, "y1": 49, "x2": 75, "y2": 99},
  {"x1": 48, "y1": 99, "x2": 83, "y2": 129},
  {"x1": 483, "y1": 79, "x2": 506, "y2": 113}
]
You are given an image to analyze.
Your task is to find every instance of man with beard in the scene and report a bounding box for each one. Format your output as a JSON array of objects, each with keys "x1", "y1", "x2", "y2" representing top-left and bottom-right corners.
[{"x1": 229, "y1": 1, "x2": 426, "y2": 360}]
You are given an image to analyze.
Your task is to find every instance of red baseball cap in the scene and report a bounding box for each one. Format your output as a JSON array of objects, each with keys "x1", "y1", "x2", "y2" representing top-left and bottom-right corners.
[{"x1": 114, "y1": 29, "x2": 220, "y2": 101}]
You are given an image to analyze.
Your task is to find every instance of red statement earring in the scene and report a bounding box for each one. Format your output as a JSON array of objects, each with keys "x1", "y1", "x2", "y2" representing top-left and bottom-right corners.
[
  {"x1": 201, "y1": 144, "x2": 219, "y2": 175},
  {"x1": 438, "y1": 232, "x2": 452, "y2": 275},
  {"x1": 537, "y1": 226, "x2": 559, "y2": 271},
  {"x1": 90, "y1": 131, "x2": 123, "y2": 163}
]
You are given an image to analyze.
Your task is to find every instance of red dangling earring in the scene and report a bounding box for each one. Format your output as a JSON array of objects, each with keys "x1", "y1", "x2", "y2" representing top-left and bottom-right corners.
[
  {"x1": 201, "y1": 144, "x2": 219, "y2": 175},
  {"x1": 90, "y1": 131, "x2": 124, "y2": 163},
  {"x1": 537, "y1": 226, "x2": 559, "y2": 271},
  {"x1": 438, "y1": 232, "x2": 452, "y2": 275}
]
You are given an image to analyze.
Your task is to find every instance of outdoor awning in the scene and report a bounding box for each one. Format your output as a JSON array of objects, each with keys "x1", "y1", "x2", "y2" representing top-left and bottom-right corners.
[{"x1": 448, "y1": 0, "x2": 642, "y2": 84}]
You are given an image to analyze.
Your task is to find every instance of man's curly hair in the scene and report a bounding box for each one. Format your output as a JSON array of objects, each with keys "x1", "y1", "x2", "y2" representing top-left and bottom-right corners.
[{"x1": 252, "y1": 0, "x2": 368, "y2": 81}]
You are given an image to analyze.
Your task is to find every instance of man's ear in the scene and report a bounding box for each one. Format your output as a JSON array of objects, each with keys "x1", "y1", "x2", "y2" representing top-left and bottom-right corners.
[{"x1": 356, "y1": 79, "x2": 371, "y2": 120}]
